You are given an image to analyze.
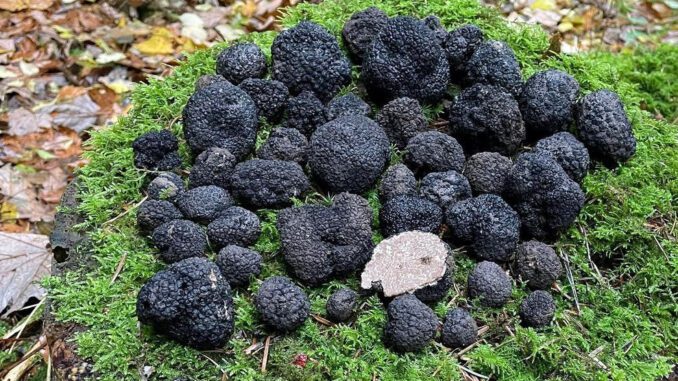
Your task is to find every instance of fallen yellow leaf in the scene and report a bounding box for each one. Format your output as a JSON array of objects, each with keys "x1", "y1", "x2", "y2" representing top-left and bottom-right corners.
[
  {"x1": 558, "y1": 21, "x2": 574, "y2": 33},
  {"x1": 133, "y1": 27, "x2": 175, "y2": 56},
  {"x1": 0, "y1": 0, "x2": 53, "y2": 11},
  {"x1": 531, "y1": 0, "x2": 556, "y2": 11}
]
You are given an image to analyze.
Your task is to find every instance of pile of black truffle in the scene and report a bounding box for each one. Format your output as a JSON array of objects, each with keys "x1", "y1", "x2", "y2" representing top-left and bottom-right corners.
[{"x1": 132, "y1": 7, "x2": 636, "y2": 353}]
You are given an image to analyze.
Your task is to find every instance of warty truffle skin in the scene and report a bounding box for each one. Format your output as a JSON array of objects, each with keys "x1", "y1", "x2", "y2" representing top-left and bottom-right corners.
[
  {"x1": 575, "y1": 89, "x2": 636, "y2": 165},
  {"x1": 272, "y1": 21, "x2": 351, "y2": 102},
  {"x1": 466, "y1": 41, "x2": 523, "y2": 97},
  {"x1": 341, "y1": 7, "x2": 389, "y2": 62},
  {"x1": 361, "y1": 16, "x2": 450, "y2": 104},
  {"x1": 383, "y1": 294, "x2": 438, "y2": 353},
  {"x1": 327, "y1": 93, "x2": 372, "y2": 120},
  {"x1": 255, "y1": 276, "x2": 310, "y2": 332},
  {"x1": 215, "y1": 245, "x2": 262, "y2": 288},
  {"x1": 503, "y1": 151, "x2": 585, "y2": 239},
  {"x1": 137, "y1": 199, "x2": 184, "y2": 234},
  {"x1": 467, "y1": 261, "x2": 513, "y2": 308},
  {"x1": 257, "y1": 127, "x2": 308, "y2": 164},
  {"x1": 414, "y1": 269, "x2": 453, "y2": 304},
  {"x1": 216, "y1": 43, "x2": 267, "y2": 84},
  {"x1": 519, "y1": 70, "x2": 579, "y2": 139},
  {"x1": 519, "y1": 290, "x2": 556, "y2": 327},
  {"x1": 188, "y1": 147, "x2": 236, "y2": 190},
  {"x1": 207, "y1": 206, "x2": 261, "y2": 249},
  {"x1": 132, "y1": 130, "x2": 182, "y2": 171},
  {"x1": 463, "y1": 152, "x2": 512, "y2": 195},
  {"x1": 419, "y1": 170, "x2": 472, "y2": 210},
  {"x1": 147, "y1": 172, "x2": 185, "y2": 203},
  {"x1": 514, "y1": 240, "x2": 563, "y2": 290},
  {"x1": 176, "y1": 185, "x2": 234, "y2": 224},
  {"x1": 182, "y1": 81, "x2": 258, "y2": 160},
  {"x1": 534, "y1": 132, "x2": 590, "y2": 183},
  {"x1": 448, "y1": 83, "x2": 526, "y2": 155},
  {"x1": 376, "y1": 97, "x2": 428, "y2": 149},
  {"x1": 309, "y1": 115, "x2": 390, "y2": 194},
  {"x1": 379, "y1": 195, "x2": 443, "y2": 237},
  {"x1": 404, "y1": 131, "x2": 466, "y2": 175},
  {"x1": 445, "y1": 24, "x2": 484, "y2": 82},
  {"x1": 422, "y1": 15, "x2": 448, "y2": 45},
  {"x1": 195, "y1": 74, "x2": 230, "y2": 91},
  {"x1": 379, "y1": 164, "x2": 418, "y2": 201},
  {"x1": 326, "y1": 288, "x2": 358, "y2": 323},
  {"x1": 136, "y1": 257, "x2": 234, "y2": 349},
  {"x1": 441, "y1": 308, "x2": 478, "y2": 349},
  {"x1": 151, "y1": 219, "x2": 207, "y2": 264},
  {"x1": 229, "y1": 159, "x2": 311, "y2": 209},
  {"x1": 238, "y1": 78, "x2": 289, "y2": 123},
  {"x1": 284, "y1": 91, "x2": 328, "y2": 137}
]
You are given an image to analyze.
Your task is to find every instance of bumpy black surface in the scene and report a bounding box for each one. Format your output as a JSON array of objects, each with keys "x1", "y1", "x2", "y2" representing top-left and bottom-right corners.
[
  {"x1": 326, "y1": 288, "x2": 358, "y2": 323},
  {"x1": 255, "y1": 276, "x2": 310, "y2": 332},
  {"x1": 176, "y1": 185, "x2": 233, "y2": 224},
  {"x1": 151, "y1": 220, "x2": 206, "y2": 263},
  {"x1": 463, "y1": 152, "x2": 512, "y2": 195},
  {"x1": 519, "y1": 290, "x2": 556, "y2": 327},
  {"x1": 534, "y1": 132, "x2": 590, "y2": 183},
  {"x1": 446, "y1": 194, "x2": 520, "y2": 262},
  {"x1": 341, "y1": 7, "x2": 389, "y2": 62},
  {"x1": 380, "y1": 195, "x2": 443, "y2": 237},
  {"x1": 327, "y1": 93, "x2": 372, "y2": 120},
  {"x1": 215, "y1": 245, "x2": 262, "y2": 288},
  {"x1": 414, "y1": 269, "x2": 453, "y2": 304},
  {"x1": 383, "y1": 294, "x2": 438, "y2": 353},
  {"x1": 278, "y1": 193, "x2": 373, "y2": 285},
  {"x1": 284, "y1": 91, "x2": 328, "y2": 137},
  {"x1": 467, "y1": 261, "x2": 512, "y2": 307},
  {"x1": 216, "y1": 43, "x2": 267, "y2": 84},
  {"x1": 503, "y1": 152, "x2": 585, "y2": 239},
  {"x1": 441, "y1": 308, "x2": 478, "y2": 349},
  {"x1": 379, "y1": 164, "x2": 418, "y2": 201},
  {"x1": 575, "y1": 89, "x2": 636, "y2": 165},
  {"x1": 361, "y1": 16, "x2": 449, "y2": 104},
  {"x1": 182, "y1": 81, "x2": 258, "y2": 159},
  {"x1": 422, "y1": 15, "x2": 448, "y2": 45},
  {"x1": 448, "y1": 83, "x2": 525, "y2": 155},
  {"x1": 272, "y1": 21, "x2": 351, "y2": 102},
  {"x1": 207, "y1": 206, "x2": 261, "y2": 249},
  {"x1": 229, "y1": 159, "x2": 310, "y2": 208},
  {"x1": 376, "y1": 97, "x2": 427, "y2": 149},
  {"x1": 188, "y1": 147, "x2": 236, "y2": 190},
  {"x1": 147, "y1": 172, "x2": 184, "y2": 203},
  {"x1": 419, "y1": 170, "x2": 472, "y2": 210},
  {"x1": 132, "y1": 130, "x2": 182, "y2": 171},
  {"x1": 404, "y1": 131, "x2": 465, "y2": 175},
  {"x1": 238, "y1": 78, "x2": 289, "y2": 122},
  {"x1": 137, "y1": 200, "x2": 183, "y2": 234},
  {"x1": 445, "y1": 24, "x2": 484, "y2": 82},
  {"x1": 466, "y1": 41, "x2": 523, "y2": 97},
  {"x1": 257, "y1": 127, "x2": 308, "y2": 164},
  {"x1": 195, "y1": 74, "x2": 230, "y2": 91},
  {"x1": 519, "y1": 70, "x2": 579, "y2": 139},
  {"x1": 309, "y1": 115, "x2": 390, "y2": 194},
  {"x1": 137, "y1": 257, "x2": 234, "y2": 349},
  {"x1": 514, "y1": 240, "x2": 563, "y2": 290}
]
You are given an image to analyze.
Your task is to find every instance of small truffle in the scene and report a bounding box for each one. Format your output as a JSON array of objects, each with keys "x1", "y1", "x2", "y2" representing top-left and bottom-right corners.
[
  {"x1": 419, "y1": 170, "x2": 472, "y2": 210},
  {"x1": 519, "y1": 290, "x2": 556, "y2": 327},
  {"x1": 326, "y1": 288, "x2": 358, "y2": 323},
  {"x1": 147, "y1": 172, "x2": 185, "y2": 202},
  {"x1": 239, "y1": 78, "x2": 289, "y2": 122},
  {"x1": 216, "y1": 43, "x2": 267, "y2": 84},
  {"x1": 519, "y1": 70, "x2": 579, "y2": 138},
  {"x1": 422, "y1": 15, "x2": 448, "y2": 45},
  {"x1": 188, "y1": 147, "x2": 236, "y2": 190},
  {"x1": 132, "y1": 130, "x2": 182, "y2": 171},
  {"x1": 207, "y1": 206, "x2": 261, "y2": 249},
  {"x1": 379, "y1": 164, "x2": 417, "y2": 201},
  {"x1": 195, "y1": 74, "x2": 230, "y2": 91},
  {"x1": 137, "y1": 199, "x2": 183, "y2": 234},
  {"x1": 215, "y1": 245, "x2": 262, "y2": 288},
  {"x1": 376, "y1": 97, "x2": 428, "y2": 149},
  {"x1": 327, "y1": 93, "x2": 372, "y2": 120},
  {"x1": 151, "y1": 219, "x2": 207, "y2": 264},
  {"x1": 441, "y1": 308, "x2": 478, "y2": 349},
  {"x1": 380, "y1": 195, "x2": 443, "y2": 237},
  {"x1": 284, "y1": 91, "x2": 328, "y2": 137},
  {"x1": 257, "y1": 127, "x2": 308, "y2": 164},
  {"x1": 445, "y1": 24, "x2": 484, "y2": 82},
  {"x1": 466, "y1": 41, "x2": 522, "y2": 97},
  {"x1": 514, "y1": 240, "x2": 562, "y2": 290},
  {"x1": 341, "y1": 7, "x2": 389, "y2": 62},
  {"x1": 383, "y1": 294, "x2": 438, "y2": 353},
  {"x1": 404, "y1": 131, "x2": 465, "y2": 175},
  {"x1": 463, "y1": 152, "x2": 512, "y2": 195},
  {"x1": 467, "y1": 261, "x2": 512, "y2": 308},
  {"x1": 255, "y1": 276, "x2": 310, "y2": 332},
  {"x1": 229, "y1": 159, "x2": 310, "y2": 208},
  {"x1": 176, "y1": 185, "x2": 234, "y2": 224},
  {"x1": 534, "y1": 132, "x2": 590, "y2": 183}
]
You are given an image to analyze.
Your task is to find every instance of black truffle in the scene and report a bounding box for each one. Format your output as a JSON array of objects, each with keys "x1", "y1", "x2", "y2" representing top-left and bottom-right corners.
[
  {"x1": 379, "y1": 164, "x2": 417, "y2": 201},
  {"x1": 151, "y1": 220, "x2": 207, "y2": 264},
  {"x1": 309, "y1": 115, "x2": 390, "y2": 194},
  {"x1": 215, "y1": 245, "x2": 262, "y2": 288},
  {"x1": 445, "y1": 24, "x2": 484, "y2": 82},
  {"x1": 255, "y1": 276, "x2": 310, "y2": 332},
  {"x1": 284, "y1": 91, "x2": 328, "y2": 137},
  {"x1": 132, "y1": 130, "x2": 182, "y2": 171},
  {"x1": 519, "y1": 70, "x2": 579, "y2": 139},
  {"x1": 147, "y1": 172, "x2": 185, "y2": 202},
  {"x1": 238, "y1": 78, "x2": 289, "y2": 122},
  {"x1": 182, "y1": 81, "x2": 258, "y2": 159},
  {"x1": 257, "y1": 127, "x2": 308, "y2": 164},
  {"x1": 519, "y1": 290, "x2": 556, "y2": 327},
  {"x1": 467, "y1": 261, "x2": 512, "y2": 307},
  {"x1": 422, "y1": 15, "x2": 448, "y2": 45},
  {"x1": 446, "y1": 194, "x2": 520, "y2": 262},
  {"x1": 404, "y1": 131, "x2": 465, "y2": 175},
  {"x1": 342, "y1": 7, "x2": 389, "y2": 61},
  {"x1": 216, "y1": 43, "x2": 267, "y2": 84},
  {"x1": 195, "y1": 74, "x2": 230, "y2": 91},
  {"x1": 376, "y1": 97, "x2": 427, "y2": 149},
  {"x1": 272, "y1": 21, "x2": 351, "y2": 102},
  {"x1": 327, "y1": 93, "x2": 372, "y2": 120},
  {"x1": 463, "y1": 152, "x2": 512, "y2": 195},
  {"x1": 362, "y1": 16, "x2": 449, "y2": 104},
  {"x1": 176, "y1": 185, "x2": 234, "y2": 224},
  {"x1": 534, "y1": 132, "x2": 590, "y2": 183},
  {"x1": 207, "y1": 206, "x2": 261, "y2": 249},
  {"x1": 137, "y1": 199, "x2": 183, "y2": 234},
  {"x1": 136, "y1": 257, "x2": 234, "y2": 349},
  {"x1": 448, "y1": 83, "x2": 525, "y2": 155},
  {"x1": 383, "y1": 294, "x2": 438, "y2": 353},
  {"x1": 419, "y1": 170, "x2": 472, "y2": 210},
  {"x1": 188, "y1": 147, "x2": 236, "y2": 190},
  {"x1": 466, "y1": 41, "x2": 522, "y2": 97},
  {"x1": 326, "y1": 288, "x2": 358, "y2": 323},
  {"x1": 441, "y1": 308, "x2": 478, "y2": 349},
  {"x1": 380, "y1": 195, "x2": 443, "y2": 237},
  {"x1": 514, "y1": 240, "x2": 563, "y2": 290},
  {"x1": 229, "y1": 159, "x2": 310, "y2": 208},
  {"x1": 575, "y1": 89, "x2": 636, "y2": 165}
]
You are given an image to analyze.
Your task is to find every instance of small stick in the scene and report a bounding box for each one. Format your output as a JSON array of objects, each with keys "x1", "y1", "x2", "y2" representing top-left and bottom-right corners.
[
  {"x1": 653, "y1": 236, "x2": 670, "y2": 261},
  {"x1": 504, "y1": 325, "x2": 514, "y2": 337},
  {"x1": 456, "y1": 341, "x2": 480, "y2": 358},
  {"x1": 458, "y1": 364, "x2": 489, "y2": 380},
  {"x1": 311, "y1": 314, "x2": 333, "y2": 326},
  {"x1": 103, "y1": 196, "x2": 147, "y2": 226},
  {"x1": 559, "y1": 248, "x2": 581, "y2": 315},
  {"x1": 244, "y1": 339, "x2": 261, "y2": 355},
  {"x1": 110, "y1": 252, "x2": 128, "y2": 284},
  {"x1": 579, "y1": 225, "x2": 603, "y2": 281},
  {"x1": 261, "y1": 336, "x2": 271, "y2": 373},
  {"x1": 477, "y1": 326, "x2": 489, "y2": 336}
]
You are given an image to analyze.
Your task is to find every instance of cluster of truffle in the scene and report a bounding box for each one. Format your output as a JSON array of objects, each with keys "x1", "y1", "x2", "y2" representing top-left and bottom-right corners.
[{"x1": 131, "y1": 7, "x2": 636, "y2": 353}]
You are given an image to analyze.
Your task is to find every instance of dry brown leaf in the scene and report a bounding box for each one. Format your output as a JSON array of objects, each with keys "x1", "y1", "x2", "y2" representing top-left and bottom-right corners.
[
  {"x1": 38, "y1": 94, "x2": 100, "y2": 133},
  {"x1": 6, "y1": 107, "x2": 51, "y2": 136},
  {"x1": 0, "y1": 0, "x2": 53, "y2": 12},
  {"x1": 0, "y1": 164, "x2": 54, "y2": 222}
]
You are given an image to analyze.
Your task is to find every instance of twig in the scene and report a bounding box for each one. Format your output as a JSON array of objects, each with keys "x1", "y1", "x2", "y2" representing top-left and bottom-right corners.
[
  {"x1": 504, "y1": 325, "x2": 514, "y2": 337},
  {"x1": 311, "y1": 314, "x2": 333, "y2": 326},
  {"x1": 622, "y1": 336, "x2": 637, "y2": 354},
  {"x1": 6, "y1": 298, "x2": 45, "y2": 353},
  {"x1": 653, "y1": 236, "x2": 670, "y2": 261},
  {"x1": 103, "y1": 196, "x2": 147, "y2": 226},
  {"x1": 110, "y1": 252, "x2": 128, "y2": 284},
  {"x1": 244, "y1": 339, "x2": 262, "y2": 355},
  {"x1": 261, "y1": 336, "x2": 271, "y2": 373},
  {"x1": 0, "y1": 340, "x2": 46, "y2": 378},
  {"x1": 587, "y1": 345, "x2": 608, "y2": 370},
  {"x1": 579, "y1": 225, "x2": 603, "y2": 280},
  {"x1": 559, "y1": 248, "x2": 581, "y2": 315},
  {"x1": 458, "y1": 364, "x2": 489, "y2": 380}
]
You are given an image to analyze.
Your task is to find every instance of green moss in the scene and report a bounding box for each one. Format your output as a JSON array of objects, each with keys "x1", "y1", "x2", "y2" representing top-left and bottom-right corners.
[{"x1": 45, "y1": 0, "x2": 676, "y2": 380}]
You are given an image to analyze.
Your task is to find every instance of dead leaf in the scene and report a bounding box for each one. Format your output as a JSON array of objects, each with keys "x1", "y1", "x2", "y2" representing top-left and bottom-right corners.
[
  {"x1": 0, "y1": 164, "x2": 54, "y2": 222},
  {"x1": 7, "y1": 108, "x2": 51, "y2": 136},
  {"x1": 38, "y1": 94, "x2": 100, "y2": 132},
  {"x1": 133, "y1": 27, "x2": 175, "y2": 56},
  {"x1": 0, "y1": 0, "x2": 53, "y2": 12}
]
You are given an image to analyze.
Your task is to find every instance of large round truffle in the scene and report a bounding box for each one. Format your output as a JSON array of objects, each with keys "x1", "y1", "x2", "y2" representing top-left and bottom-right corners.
[
  {"x1": 238, "y1": 78, "x2": 289, "y2": 123},
  {"x1": 519, "y1": 70, "x2": 579, "y2": 139},
  {"x1": 132, "y1": 130, "x2": 182, "y2": 171},
  {"x1": 441, "y1": 308, "x2": 478, "y2": 349},
  {"x1": 404, "y1": 131, "x2": 465, "y2": 175},
  {"x1": 137, "y1": 199, "x2": 183, "y2": 234},
  {"x1": 376, "y1": 97, "x2": 428, "y2": 149},
  {"x1": 463, "y1": 152, "x2": 512, "y2": 195},
  {"x1": 419, "y1": 170, "x2": 472, "y2": 210},
  {"x1": 327, "y1": 93, "x2": 372, "y2": 120},
  {"x1": 207, "y1": 206, "x2": 261, "y2": 249},
  {"x1": 257, "y1": 127, "x2": 308, "y2": 164},
  {"x1": 215, "y1": 245, "x2": 262, "y2": 288},
  {"x1": 326, "y1": 288, "x2": 358, "y2": 323},
  {"x1": 514, "y1": 240, "x2": 562, "y2": 290},
  {"x1": 465, "y1": 41, "x2": 522, "y2": 97},
  {"x1": 188, "y1": 147, "x2": 236, "y2": 190},
  {"x1": 229, "y1": 159, "x2": 310, "y2": 208},
  {"x1": 147, "y1": 172, "x2": 184, "y2": 202},
  {"x1": 151, "y1": 219, "x2": 207, "y2": 264},
  {"x1": 383, "y1": 294, "x2": 438, "y2": 352},
  {"x1": 379, "y1": 164, "x2": 417, "y2": 201},
  {"x1": 255, "y1": 276, "x2": 310, "y2": 332},
  {"x1": 519, "y1": 290, "x2": 556, "y2": 327},
  {"x1": 380, "y1": 195, "x2": 443, "y2": 237},
  {"x1": 534, "y1": 132, "x2": 590, "y2": 183},
  {"x1": 284, "y1": 91, "x2": 328, "y2": 137},
  {"x1": 342, "y1": 7, "x2": 389, "y2": 62},
  {"x1": 176, "y1": 185, "x2": 233, "y2": 224},
  {"x1": 216, "y1": 43, "x2": 267, "y2": 84},
  {"x1": 445, "y1": 24, "x2": 484, "y2": 82},
  {"x1": 467, "y1": 261, "x2": 512, "y2": 307}
]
